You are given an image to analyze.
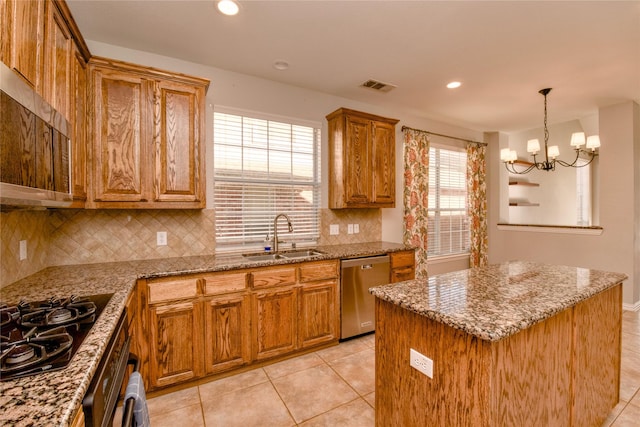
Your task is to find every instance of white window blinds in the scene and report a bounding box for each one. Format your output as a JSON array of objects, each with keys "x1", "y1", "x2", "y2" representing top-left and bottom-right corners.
[
  {"x1": 213, "y1": 110, "x2": 321, "y2": 252},
  {"x1": 427, "y1": 146, "x2": 470, "y2": 256}
]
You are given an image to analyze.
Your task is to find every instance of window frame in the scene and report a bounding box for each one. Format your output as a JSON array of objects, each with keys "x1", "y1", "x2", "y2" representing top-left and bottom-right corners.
[
  {"x1": 212, "y1": 106, "x2": 322, "y2": 253},
  {"x1": 427, "y1": 144, "x2": 470, "y2": 258}
]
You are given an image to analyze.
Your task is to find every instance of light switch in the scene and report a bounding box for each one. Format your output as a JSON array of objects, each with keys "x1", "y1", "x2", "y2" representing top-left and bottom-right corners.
[
  {"x1": 330, "y1": 224, "x2": 339, "y2": 235},
  {"x1": 19, "y1": 240, "x2": 27, "y2": 260},
  {"x1": 157, "y1": 231, "x2": 168, "y2": 246},
  {"x1": 347, "y1": 224, "x2": 354, "y2": 234}
]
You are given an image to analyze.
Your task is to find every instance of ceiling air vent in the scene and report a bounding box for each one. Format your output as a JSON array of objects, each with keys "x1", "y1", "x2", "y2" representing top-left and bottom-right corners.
[{"x1": 361, "y1": 79, "x2": 397, "y2": 93}]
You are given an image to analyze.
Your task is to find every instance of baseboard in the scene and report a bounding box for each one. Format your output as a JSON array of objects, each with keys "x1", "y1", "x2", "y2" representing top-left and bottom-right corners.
[{"x1": 623, "y1": 301, "x2": 640, "y2": 312}]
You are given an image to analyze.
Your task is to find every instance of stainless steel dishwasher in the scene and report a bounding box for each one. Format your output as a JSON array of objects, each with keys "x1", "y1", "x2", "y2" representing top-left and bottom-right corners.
[{"x1": 341, "y1": 255, "x2": 390, "y2": 339}]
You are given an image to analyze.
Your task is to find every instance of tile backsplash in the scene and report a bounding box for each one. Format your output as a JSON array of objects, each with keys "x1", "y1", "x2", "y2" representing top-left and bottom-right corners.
[{"x1": 1, "y1": 207, "x2": 381, "y2": 289}]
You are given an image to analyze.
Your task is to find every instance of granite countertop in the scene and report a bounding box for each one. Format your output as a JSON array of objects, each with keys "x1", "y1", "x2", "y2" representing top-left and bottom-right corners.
[
  {"x1": 370, "y1": 260, "x2": 628, "y2": 342},
  {"x1": 0, "y1": 241, "x2": 411, "y2": 427}
]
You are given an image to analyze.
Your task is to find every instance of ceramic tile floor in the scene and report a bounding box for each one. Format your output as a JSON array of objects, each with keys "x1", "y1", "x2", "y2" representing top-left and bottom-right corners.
[{"x1": 124, "y1": 310, "x2": 640, "y2": 426}]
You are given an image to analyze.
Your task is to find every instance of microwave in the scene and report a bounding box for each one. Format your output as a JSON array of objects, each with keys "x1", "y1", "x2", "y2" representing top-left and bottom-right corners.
[{"x1": 0, "y1": 62, "x2": 72, "y2": 208}]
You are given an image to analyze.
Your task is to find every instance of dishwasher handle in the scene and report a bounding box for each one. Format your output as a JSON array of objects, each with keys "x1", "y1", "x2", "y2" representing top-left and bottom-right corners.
[{"x1": 341, "y1": 255, "x2": 390, "y2": 269}]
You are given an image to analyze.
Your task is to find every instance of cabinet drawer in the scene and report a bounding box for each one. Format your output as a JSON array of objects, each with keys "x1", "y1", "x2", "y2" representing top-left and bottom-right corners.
[
  {"x1": 391, "y1": 267, "x2": 415, "y2": 283},
  {"x1": 390, "y1": 250, "x2": 415, "y2": 268},
  {"x1": 299, "y1": 260, "x2": 339, "y2": 282},
  {"x1": 148, "y1": 277, "x2": 198, "y2": 304},
  {"x1": 251, "y1": 266, "x2": 297, "y2": 289},
  {"x1": 202, "y1": 271, "x2": 248, "y2": 295}
]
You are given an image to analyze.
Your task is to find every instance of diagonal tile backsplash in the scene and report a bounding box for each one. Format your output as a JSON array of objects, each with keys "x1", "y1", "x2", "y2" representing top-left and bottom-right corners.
[{"x1": 1, "y1": 207, "x2": 381, "y2": 289}]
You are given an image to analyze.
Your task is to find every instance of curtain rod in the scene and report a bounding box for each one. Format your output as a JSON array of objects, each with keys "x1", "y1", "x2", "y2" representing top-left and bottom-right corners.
[{"x1": 401, "y1": 125, "x2": 487, "y2": 146}]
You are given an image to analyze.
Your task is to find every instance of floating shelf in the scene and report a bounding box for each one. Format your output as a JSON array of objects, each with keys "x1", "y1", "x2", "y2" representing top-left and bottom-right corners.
[
  {"x1": 509, "y1": 181, "x2": 540, "y2": 187},
  {"x1": 509, "y1": 202, "x2": 540, "y2": 207}
]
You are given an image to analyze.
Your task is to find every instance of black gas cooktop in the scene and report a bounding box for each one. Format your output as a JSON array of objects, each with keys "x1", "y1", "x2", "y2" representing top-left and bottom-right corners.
[{"x1": 0, "y1": 294, "x2": 113, "y2": 381}]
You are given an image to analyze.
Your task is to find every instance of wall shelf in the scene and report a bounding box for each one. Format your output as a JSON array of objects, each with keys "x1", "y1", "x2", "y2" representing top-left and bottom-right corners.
[
  {"x1": 509, "y1": 181, "x2": 539, "y2": 187},
  {"x1": 509, "y1": 202, "x2": 540, "y2": 207}
]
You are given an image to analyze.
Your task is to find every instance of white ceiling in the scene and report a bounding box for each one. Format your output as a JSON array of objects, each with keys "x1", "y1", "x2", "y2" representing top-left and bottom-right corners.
[{"x1": 66, "y1": 0, "x2": 640, "y2": 133}]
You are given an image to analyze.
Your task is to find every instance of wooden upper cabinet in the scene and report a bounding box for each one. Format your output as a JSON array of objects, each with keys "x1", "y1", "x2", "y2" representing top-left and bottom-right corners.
[
  {"x1": 88, "y1": 57, "x2": 209, "y2": 209},
  {"x1": 90, "y1": 65, "x2": 151, "y2": 203},
  {"x1": 154, "y1": 79, "x2": 204, "y2": 203},
  {"x1": 327, "y1": 108, "x2": 399, "y2": 208},
  {"x1": 69, "y1": 44, "x2": 87, "y2": 202},
  {"x1": 1, "y1": 0, "x2": 45, "y2": 90},
  {"x1": 43, "y1": 0, "x2": 71, "y2": 120}
]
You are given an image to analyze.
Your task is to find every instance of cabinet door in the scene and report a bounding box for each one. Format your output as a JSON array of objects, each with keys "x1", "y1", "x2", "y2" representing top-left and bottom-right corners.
[
  {"x1": 252, "y1": 287, "x2": 298, "y2": 361},
  {"x1": 149, "y1": 300, "x2": 202, "y2": 389},
  {"x1": 91, "y1": 66, "x2": 152, "y2": 202},
  {"x1": 344, "y1": 115, "x2": 372, "y2": 205},
  {"x1": 70, "y1": 44, "x2": 87, "y2": 202},
  {"x1": 2, "y1": 0, "x2": 45, "y2": 89},
  {"x1": 204, "y1": 294, "x2": 250, "y2": 374},
  {"x1": 390, "y1": 250, "x2": 415, "y2": 282},
  {"x1": 154, "y1": 79, "x2": 205, "y2": 206},
  {"x1": 372, "y1": 121, "x2": 396, "y2": 206},
  {"x1": 43, "y1": 0, "x2": 71, "y2": 120},
  {"x1": 299, "y1": 280, "x2": 339, "y2": 348}
]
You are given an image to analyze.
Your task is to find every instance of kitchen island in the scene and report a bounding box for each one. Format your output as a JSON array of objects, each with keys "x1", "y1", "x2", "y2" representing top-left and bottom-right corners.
[{"x1": 370, "y1": 261, "x2": 627, "y2": 427}]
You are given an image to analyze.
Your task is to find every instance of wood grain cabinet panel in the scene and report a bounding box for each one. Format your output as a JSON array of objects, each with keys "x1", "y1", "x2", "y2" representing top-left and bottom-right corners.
[
  {"x1": 69, "y1": 44, "x2": 87, "y2": 202},
  {"x1": 149, "y1": 300, "x2": 202, "y2": 389},
  {"x1": 90, "y1": 65, "x2": 151, "y2": 203},
  {"x1": 252, "y1": 286, "x2": 298, "y2": 361},
  {"x1": 327, "y1": 108, "x2": 399, "y2": 208},
  {"x1": 2, "y1": 0, "x2": 45, "y2": 90},
  {"x1": 203, "y1": 293, "x2": 250, "y2": 374},
  {"x1": 88, "y1": 57, "x2": 208, "y2": 209},
  {"x1": 43, "y1": 0, "x2": 71, "y2": 120},
  {"x1": 390, "y1": 250, "x2": 416, "y2": 283},
  {"x1": 299, "y1": 281, "x2": 338, "y2": 348},
  {"x1": 251, "y1": 266, "x2": 297, "y2": 289},
  {"x1": 299, "y1": 260, "x2": 339, "y2": 283}
]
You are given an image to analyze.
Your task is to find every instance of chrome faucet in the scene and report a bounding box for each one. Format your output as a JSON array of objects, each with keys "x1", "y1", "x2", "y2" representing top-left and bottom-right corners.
[{"x1": 273, "y1": 213, "x2": 293, "y2": 252}]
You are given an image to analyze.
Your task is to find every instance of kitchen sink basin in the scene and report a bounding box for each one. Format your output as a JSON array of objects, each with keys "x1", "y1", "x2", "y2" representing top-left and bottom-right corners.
[
  {"x1": 242, "y1": 253, "x2": 287, "y2": 261},
  {"x1": 242, "y1": 249, "x2": 324, "y2": 262},
  {"x1": 280, "y1": 249, "x2": 324, "y2": 259}
]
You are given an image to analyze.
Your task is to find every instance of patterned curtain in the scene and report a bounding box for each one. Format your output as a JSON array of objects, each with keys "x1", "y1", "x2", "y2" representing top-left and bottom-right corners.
[
  {"x1": 466, "y1": 143, "x2": 488, "y2": 267},
  {"x1": 403, "y1": 129, "x2": 430, "y2": 278}
]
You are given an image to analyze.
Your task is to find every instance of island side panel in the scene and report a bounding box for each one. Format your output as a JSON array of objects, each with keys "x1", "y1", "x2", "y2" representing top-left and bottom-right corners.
[
  {"x1": 490, "y1": 308, "x2": 573, "y2": 426},
  {"x1": 375, "y1": 299, "x2": 492, "y2": 426},
  {"x1": 572, "y1": 284, "x2": 622, "y2": 427}
]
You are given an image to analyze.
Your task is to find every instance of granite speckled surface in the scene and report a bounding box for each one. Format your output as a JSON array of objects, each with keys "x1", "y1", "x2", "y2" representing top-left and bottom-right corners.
[
  {"x1": 0, "y1": 241, "x2": 411, "y2": 427},
  {"x1": 370, "y1": 260, "x2": 628, "y2": 342}
]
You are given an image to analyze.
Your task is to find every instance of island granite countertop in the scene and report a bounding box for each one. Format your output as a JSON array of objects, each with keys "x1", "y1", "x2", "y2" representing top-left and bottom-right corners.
[
  {"x1": 370, "y1": 260, "x2": 628, "y2": 342},
  {"x1": 0, "y1": 241, "x2": 411, "y2": 427}
]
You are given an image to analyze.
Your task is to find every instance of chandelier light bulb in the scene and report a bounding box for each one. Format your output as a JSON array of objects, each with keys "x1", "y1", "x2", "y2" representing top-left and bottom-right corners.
[
  {"x1": 527, "y1": 139, "x2": 540, "y2": 154},
  {"x1": 547, "y1": 145, "x2": 560, "y2": 159},
  {"x1": 586, "y1": 135, "x2": 601, "y2": 150},
  {"x1": 570, "y1": 132, "x2": 586, "y2": 148}
]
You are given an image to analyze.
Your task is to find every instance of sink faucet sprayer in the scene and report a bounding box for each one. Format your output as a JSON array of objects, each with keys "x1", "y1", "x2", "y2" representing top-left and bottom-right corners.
[{"x1": 273, "y1": 213, "x2": 293, "y2": 252}]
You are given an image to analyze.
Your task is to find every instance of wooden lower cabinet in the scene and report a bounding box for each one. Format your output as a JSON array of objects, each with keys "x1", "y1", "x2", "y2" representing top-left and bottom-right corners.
[
  {"x1": 252, "y1": 286, "x2": 298, "y2": 361},
  {"x1": 390, "y1": 250, "x2": 415, "y2": 283},
  {"x1": 149, "y1": 300, "x2": 203, "y2": 389},
  {"x1": 203, "y1": 293, "x2": 250, "y2": 374},
  {"x1": 299, "y1": 281, "x2": 339, "y2": 348},
  {"x1": 140, "y1": 259, "x2": 340, "y2": 391}
]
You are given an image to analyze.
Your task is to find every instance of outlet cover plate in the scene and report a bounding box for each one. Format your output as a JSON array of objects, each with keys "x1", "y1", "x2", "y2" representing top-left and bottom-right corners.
[{"x1": 410, "y1": 348, "x2": 433, "y2": 378}]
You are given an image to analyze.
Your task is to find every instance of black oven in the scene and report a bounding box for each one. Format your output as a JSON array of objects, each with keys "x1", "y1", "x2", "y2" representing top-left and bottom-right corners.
[{"x1": 82, "y1": 309, "x2": 130, "y2": 427}]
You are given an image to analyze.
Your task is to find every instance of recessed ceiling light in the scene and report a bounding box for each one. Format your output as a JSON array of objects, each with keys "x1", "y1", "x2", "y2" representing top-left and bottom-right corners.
[
  {"x1": 273, "y1": 60, "x2": 289, "y2": 71},
  {"x1": 447, "y1": 81, "x2": 462, "y2": 89},
  {"x1": 217, "y1": 0, "x2": 239, "y2": 16}
]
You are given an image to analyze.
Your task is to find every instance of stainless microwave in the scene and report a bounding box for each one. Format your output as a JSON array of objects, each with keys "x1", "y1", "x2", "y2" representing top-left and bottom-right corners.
[{"x1": 0, "y1": 62, "x2": 72, "y2": 208}]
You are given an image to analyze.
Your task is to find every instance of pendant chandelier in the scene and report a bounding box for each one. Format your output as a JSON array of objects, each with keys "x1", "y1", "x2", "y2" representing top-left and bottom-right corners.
[{"x1": 501, "y1": 88, "x2": 601, "y2": 174}]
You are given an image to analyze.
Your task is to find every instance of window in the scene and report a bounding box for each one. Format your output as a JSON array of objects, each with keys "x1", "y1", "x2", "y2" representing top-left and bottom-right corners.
[
  {"x1": 213, "y1": 109, "x2": 321, "y2": 252},
  {"x1": 427, "y1": 146, "x2": 470, "y2": 256}
]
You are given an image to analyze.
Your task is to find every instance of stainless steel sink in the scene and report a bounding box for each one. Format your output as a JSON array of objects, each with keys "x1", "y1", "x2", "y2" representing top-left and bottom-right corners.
[
  {"x1": 280, "y1": 249, "x2": 324, "y2": 259},
  {"x1": 242, "y1": 253, "x2": 287, "y2": 261},
  {"x1": 242, "y1": 249, "x2": 324, "y2": 261}
]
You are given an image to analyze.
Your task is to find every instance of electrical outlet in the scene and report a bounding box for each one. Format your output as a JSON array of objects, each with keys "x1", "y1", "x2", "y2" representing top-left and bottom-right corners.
[
  {"x1": 410, "y1": 348, "x2": 433, "y2": 378},
  {"x1": 19, "y1": 240, "x2": 27, "y2": 260},
  {"x1": 347, "y1": 224, "x2": 354, "y2": 234},
  {"x1": 157, "y1": 231, "x2": 168, "y2": 246},
  {"x1": 330, "y1": 224, "x2": 339, "y2": 235},
  {"x1": 354, "y1": 224, "x2": 360, "y2": 234}
]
